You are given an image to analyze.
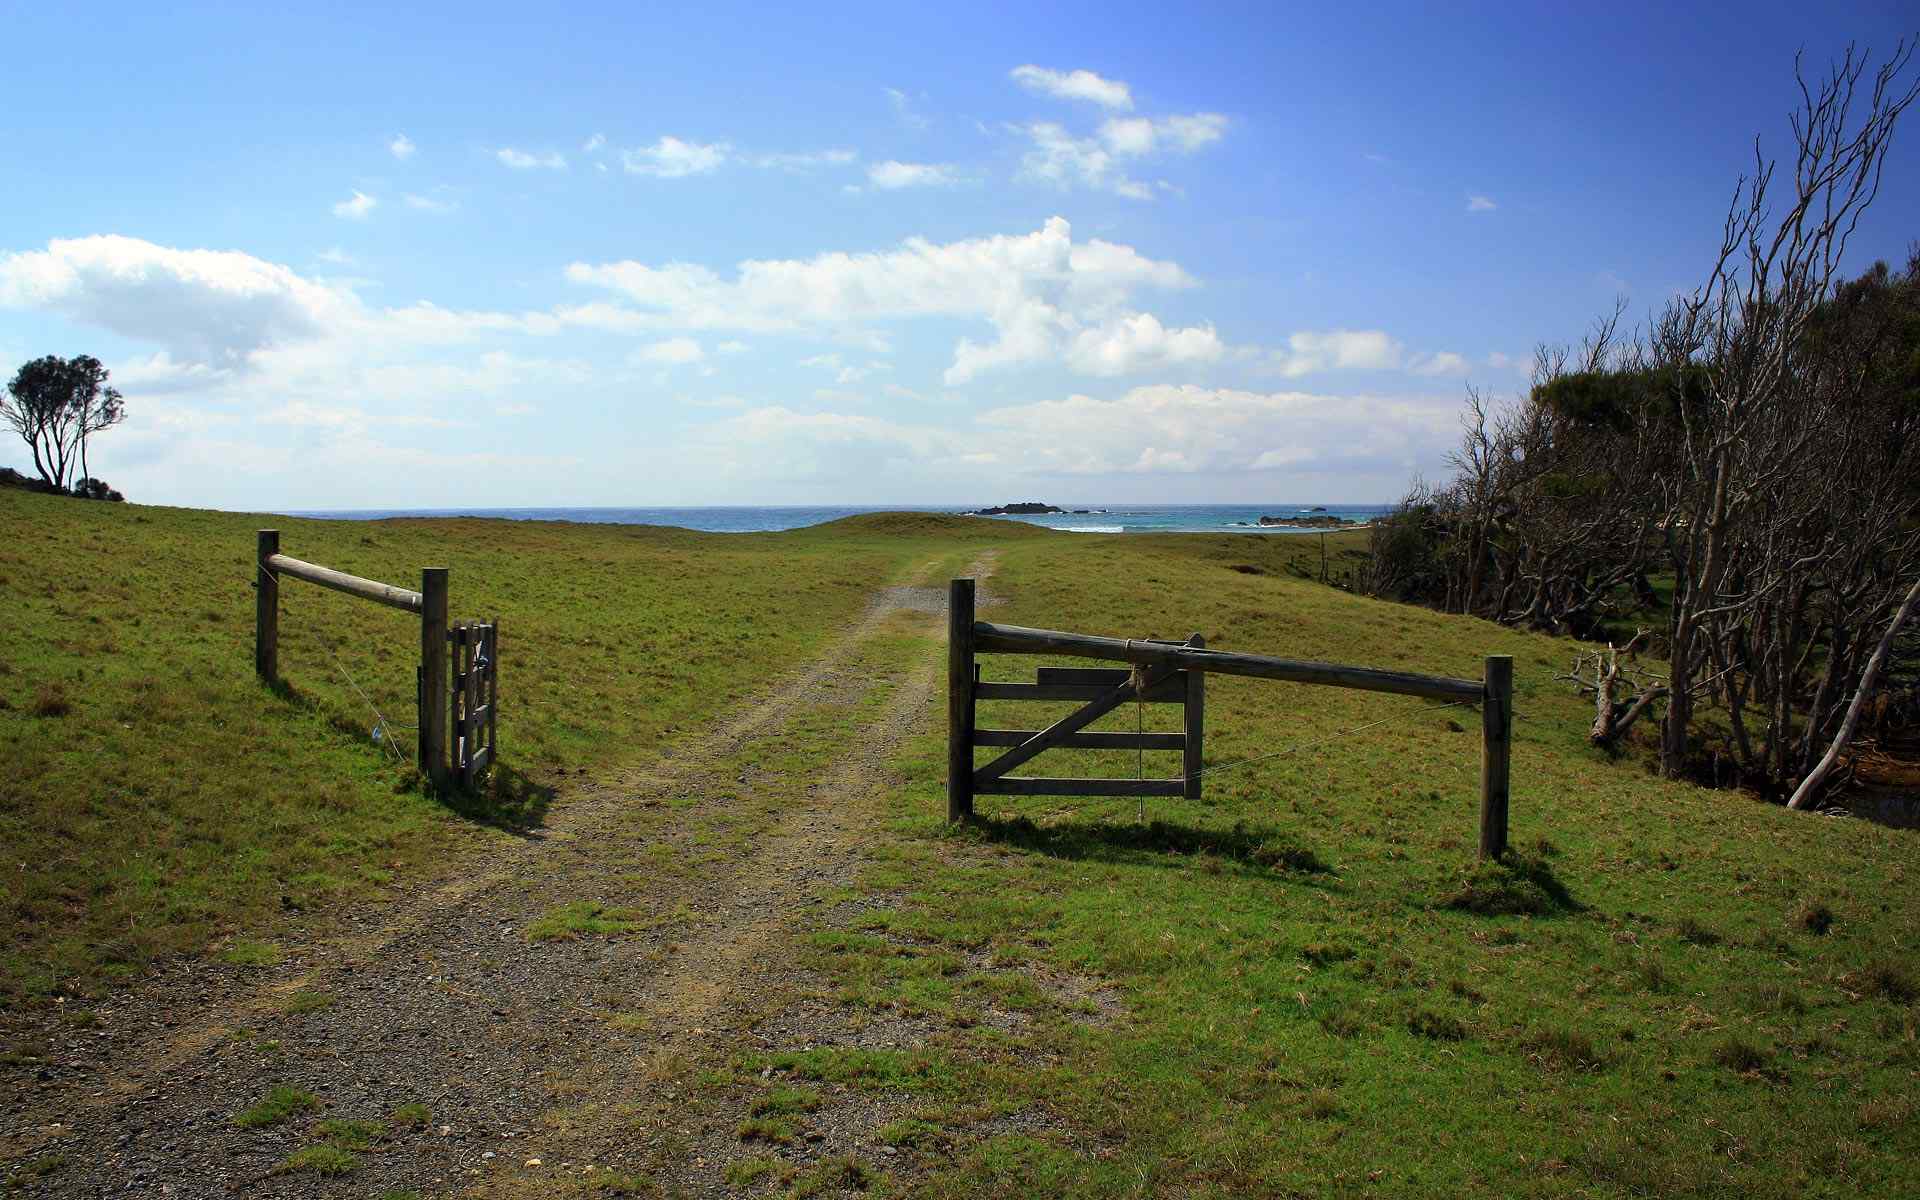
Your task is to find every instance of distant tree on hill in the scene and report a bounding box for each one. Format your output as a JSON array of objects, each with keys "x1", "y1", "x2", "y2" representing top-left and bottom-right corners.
[{"x1": 2, "y1": 354, "x2": 125, "y2": 495}]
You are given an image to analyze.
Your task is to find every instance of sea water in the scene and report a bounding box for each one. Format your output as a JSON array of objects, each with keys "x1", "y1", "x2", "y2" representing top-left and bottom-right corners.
[{"x1": 282, "y1": 503, "x2": 1394, "y2": 535}]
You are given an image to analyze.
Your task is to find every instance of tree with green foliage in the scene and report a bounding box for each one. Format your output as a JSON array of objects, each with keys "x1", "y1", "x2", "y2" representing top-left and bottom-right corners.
[{"x1": 1, "y1": 354, "x2": 125, "y2": 495}]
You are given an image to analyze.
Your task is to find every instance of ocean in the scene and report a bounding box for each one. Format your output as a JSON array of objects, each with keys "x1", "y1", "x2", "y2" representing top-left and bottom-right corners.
[{"x1": 280, "y1": 503, "x2": 1394, "y2": 535}]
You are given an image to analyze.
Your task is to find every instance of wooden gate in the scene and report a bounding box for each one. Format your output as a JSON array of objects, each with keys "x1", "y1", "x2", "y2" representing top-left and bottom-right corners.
[
  {"x1": 969, "y1": 637, "x2": 1206, "y2": 800},
  {"x1": 946, "y1": 577, "x2": 1515, "y2": 859},
  {"x1": 253, "y1": 529, "x2": 498, "y2": 792},
  {"x1": 449, "y1": 620, "x2": 499, "y2": 790}
]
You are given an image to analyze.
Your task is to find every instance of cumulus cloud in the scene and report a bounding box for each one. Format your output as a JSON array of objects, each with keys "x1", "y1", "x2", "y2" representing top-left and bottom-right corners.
[
  {"x1": 867, "y1": 160, "x2": 960, "y2": 189},
  {"x1": 582, "y1": 133, "x2": 606, "y2": 153},
  {"x1": 564, "y1": 216, "x2": 1210, "y2": 383},
  {"x1": 332, "y1": 190, "x2": 377, "y2": 219},
  {"x1": 497, "y1": 147, "x2": 567, "y2": 170},
  {"x1": 1411, "y1": 350, "x2": 1471, "y2": 376},
  {"x1": 403, "y1": 193, "x2": 456, "y2": 213},
  {"x1": 621, "y1": 136, "x2": 728, "y2": 177},
  {"x1": 388, "y1": 134, "x2": 416, "y2": 160},
  {"x1": 1015, "y1": 112, "x2": 1226, "y2": 200},
  {"x1": 1266, "y1": 329, "x2": 1404, "y2": 376},
  {"x1": 633, "y1": 336, "x2": 704, "y2": 365},
  {"x1": 0, "y1": 235, "x2": 357, "y2": 366},
  {"x1": 1467, "y1": 194, "x2": 1497, "y2": 212},
  {"x1": 1010, "y1": 65, "x2": 1133, "y2": 111}
]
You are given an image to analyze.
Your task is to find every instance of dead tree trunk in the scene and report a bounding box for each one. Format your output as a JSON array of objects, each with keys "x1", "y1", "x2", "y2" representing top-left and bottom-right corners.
[{"x1": 1787, "y1": 574, "x2": 1920, "y2": 810}]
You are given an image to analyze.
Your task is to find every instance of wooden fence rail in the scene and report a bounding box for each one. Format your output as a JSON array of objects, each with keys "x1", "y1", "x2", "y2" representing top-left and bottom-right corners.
[
  {"x1": 947, "y1": 577, "x2": 1515, "y2": 858},
  {"x1": 253, "y1": 530, "x2": 496, "y2": 792}
]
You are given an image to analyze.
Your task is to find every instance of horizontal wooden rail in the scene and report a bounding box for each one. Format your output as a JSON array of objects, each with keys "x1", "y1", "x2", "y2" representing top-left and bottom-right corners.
[
  {"x1": 266, "y1": 553, "x2": 423, "y2": 614},
  {"x1": 974, "y1": 681, "x2": 1187, "y2": 703},
  {"x1": 976, "y1": 776, "x2": 1187, "y2": 797},
  {"x1": 973, "y1": 620, "x2": 1482, "y2": 702},
  {"x1": 974, "y1": 728, "x2": 1186, "y2": 750}
]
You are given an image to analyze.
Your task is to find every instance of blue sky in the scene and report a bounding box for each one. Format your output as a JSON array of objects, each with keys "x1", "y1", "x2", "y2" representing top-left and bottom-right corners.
[{"x1": 3, "y1": 2, "x2": 1915, "y2": 510}]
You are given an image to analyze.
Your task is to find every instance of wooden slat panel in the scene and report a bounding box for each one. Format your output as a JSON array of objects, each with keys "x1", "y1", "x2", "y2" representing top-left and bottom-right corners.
[
  {"x1": 975, "y1": 777, "x2": 1187, "y2": 797},
  {"x1": 974, "y1": 682, "x2": 1186, "y2": 703},
  {"x1": 1035, "y1": 666, "x2": 1134, "y2": 686},
  {"x1": 974, "y1": 728, "x2": 1185, "y2": 749},
  {"x1": 975, "y1": 664, "x2": 1177, "y2": 783}
]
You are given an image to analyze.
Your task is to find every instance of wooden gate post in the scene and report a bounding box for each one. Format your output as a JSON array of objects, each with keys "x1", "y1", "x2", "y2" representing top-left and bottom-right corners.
[
  {"x1": 420, "y1": 568, "x2": 450, "y2": 790},
  {"x1": 255, "y1": 530, "x2": 280, "y2": 683},
  {"x1": 1184, "y1": 633, "x2": 1205, "y2": 798},
  {"x1": 1479, "y1": 654, "x2": 1514, "y2": 859},
  {"x1": 948, "y1": 577, "x2": 976, "y2": 822}
]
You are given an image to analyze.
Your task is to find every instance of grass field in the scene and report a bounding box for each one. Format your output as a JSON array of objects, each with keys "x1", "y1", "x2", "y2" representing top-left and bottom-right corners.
[
  {"x1": 0, "y1": 487, "x2": 1026, "y2": 1002},
  {"x1": 2, "y1": 487, "x2": 1916, "y2": 1198}
]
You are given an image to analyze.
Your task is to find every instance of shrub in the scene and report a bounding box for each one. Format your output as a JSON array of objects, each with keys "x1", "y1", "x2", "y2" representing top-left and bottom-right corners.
[
  {"x1": 1799, "y1": 903, "x2": 1836, "y2": 936},
  {"x1": 1713, "y1": 1036, "x2": 1774, "y2": 1074},
  {"x1": 1407, "y1": 1009, "x2": 1468, "y2": 1041},
  {"x1": 30, "y1": 684, "x2": 71, "y2": 718}
]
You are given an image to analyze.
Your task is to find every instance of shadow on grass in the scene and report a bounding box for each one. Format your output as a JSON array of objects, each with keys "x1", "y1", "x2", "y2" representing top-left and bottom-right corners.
[
  {"x1": 1436, "y1": 851, "x2": 1582, "y2": 916},
  {"x1": 263, "y1": 680, "x2": 552, "y2": 836},
  {"x1": 959, "y1": 814, "x2": 1334, "y2": 879},
  {"x1": 440, "y1": 763, "x2": 554, "y2": 836}
]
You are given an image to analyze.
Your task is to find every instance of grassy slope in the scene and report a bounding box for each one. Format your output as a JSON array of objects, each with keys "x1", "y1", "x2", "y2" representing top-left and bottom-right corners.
[
  {"x1": 843, "y1": 531, "x2": 1919, "y2": 1198},
  {"x1": 0, "y1": 487, "x2": 1022, "y2": 1001},
  {"x1": 3, "y1": 493, "x2": 1914, "y2": 1196}
]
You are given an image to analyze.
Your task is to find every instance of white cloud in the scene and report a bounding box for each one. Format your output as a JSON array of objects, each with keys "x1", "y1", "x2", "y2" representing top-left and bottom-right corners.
[
  {"x1": 1486, "y1": 351, "x2": 1524, "y2": 371},
  {"x1": 885, "y1": 87, "x2": 930, "y2": 130},
  {"x1": 689, "y1": 405, "x2": 968, "y2": 484},
  {"x1": 1266, "y1": 329, "x2": 1404, "y2": 377},
  {"x1": 867, "y1": 160, "x2": 960, "y2": 189},
  {"x1": 1097, "y1": 113, "x2": 1227, "y2": 156},
  {"x1": 1010, "y1": 65, "x2": 1133, "y2": 111},
  {"x1": 748, "y1": 148, "x2": 857, "y2": 170},
  {"x1": 633, "y1": 336, "x2": 704, "y2": 365},
  {"x1": 1467, "y1": 194, "x2": 1497, "y2": 212},
  {"x1": 582, "y1": 133, "x2": 606, "y2": 153},
  {"x1": 316, "y1": 247, "x2": 355, "y2": 266},
  {"x1": 1411, "y1": 351, "x2": 1471, "y2": 377},
  {"x1": 1016, "y1": 113, "x2": 1224, "y2": 201},
  {"x1": 497, "y1": 147, "x2": 567, "y2": 170},
  {"x1": 403, "y1": 193, "x2": 456, "y2": 213},
  {"x1": 1062, "y1": 312, "x2": 1223, "y2": 376},
  {"x1": 388, "y1": 134, "x2": 416, "y2": 160},
  {"x1": 621, "y1": 136, "x2": 729, "y2": 177},
  {"x1": 332, "y1": 190, "x2": 377, "y2": 220},
  {"x1": 717, "y1": 339, "x2": 749, "y2": 354},
  {"x1": 977, "y1": 384, "x2": 1460, "y2": 477},
  {"x1": 565, "y1": 216, "x2": 1208, "y2": 383}
]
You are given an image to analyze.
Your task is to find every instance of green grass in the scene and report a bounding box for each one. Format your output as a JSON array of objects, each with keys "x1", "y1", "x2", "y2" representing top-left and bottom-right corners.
[
  {"x1": 272, "y1": 1144, "x2": 358, "y2": 1176},
  {"x1": 818, "y1": 527, "x2": 1920, "y2": 1197},
  {"x1": 231, "y1": 1085, "x2": 319, "y2": 1129},
  {"x1": 9, "y1": 490, "x2": 1919, "y2": 1195},
  {"x1": 526, "y1": 900, "x2": 644, "y2": 942},
  {"x1": 0, "y1": 487, "x2": 1005, "y2": 1001}
]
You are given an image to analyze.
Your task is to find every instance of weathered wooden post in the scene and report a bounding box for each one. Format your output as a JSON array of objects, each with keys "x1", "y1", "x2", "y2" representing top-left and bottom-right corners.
[
  {"x1": 1479, "y1": 654, "x2": 1513, "y2": 859},
  {"x1": 255, "y1": 530, "x2": 280, "y2": 683},
  {"x1": 421, "y1": 567, "x2": 450, "y2": 790},
  {"x1": 948, "y1": 577, "x2": 976, "y2": 822},
  {"x1": 1184, "y1": 632, "x2": 1205, "y2": 798}
]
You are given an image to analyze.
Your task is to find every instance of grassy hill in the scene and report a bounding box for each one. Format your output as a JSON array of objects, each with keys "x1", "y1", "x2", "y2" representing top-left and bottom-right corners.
[{"x1": 1, "y1": 488, "x2": 1915, "y2": 1197}]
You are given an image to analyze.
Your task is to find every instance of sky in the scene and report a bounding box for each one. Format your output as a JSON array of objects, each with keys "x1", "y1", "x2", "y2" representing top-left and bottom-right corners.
[{"x1": 2, "y1": 3, "x2": 1916, "y2": 511}]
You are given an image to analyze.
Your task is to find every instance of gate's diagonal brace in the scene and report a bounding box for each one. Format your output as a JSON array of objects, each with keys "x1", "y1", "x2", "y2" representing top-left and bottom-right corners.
[{"x1": 973, "y1": 663, "x2": 1178, "y2": 784}]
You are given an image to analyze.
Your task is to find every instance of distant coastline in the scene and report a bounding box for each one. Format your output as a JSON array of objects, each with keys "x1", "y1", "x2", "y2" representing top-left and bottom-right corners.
[{"x1": 282, "y1": 503, "x2": 1393, "y2": 535}]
